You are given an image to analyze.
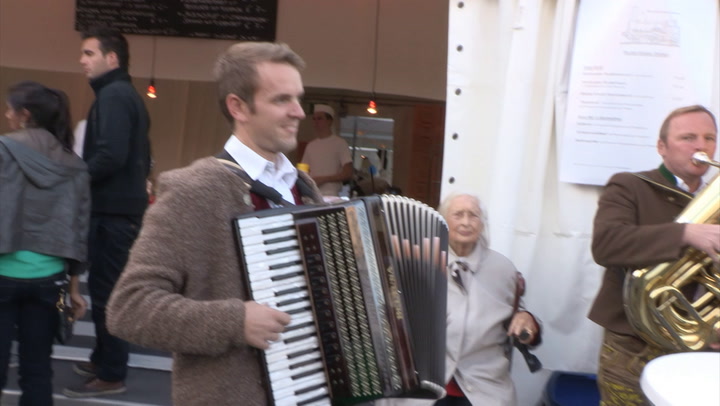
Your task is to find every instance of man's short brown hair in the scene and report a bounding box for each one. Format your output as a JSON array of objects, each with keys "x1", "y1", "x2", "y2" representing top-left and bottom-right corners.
[
  {"x1": 658, "y1": 105, "x2": 717, "y2": 142},
  {"x1": 213, "y1": 42, "x2": 305, "y2": 122}
]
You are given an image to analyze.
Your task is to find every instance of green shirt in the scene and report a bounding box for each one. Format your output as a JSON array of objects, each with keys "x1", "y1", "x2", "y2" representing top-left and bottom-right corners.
[{"x1": 0, "y1": 250, "x2": 64, "y2": 279}]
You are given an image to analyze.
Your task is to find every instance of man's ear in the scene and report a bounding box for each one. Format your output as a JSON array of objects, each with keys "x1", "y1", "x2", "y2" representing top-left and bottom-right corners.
[
  {"x1": 657, "y1": 138, "x2": 667, "y2": 157},
  {"x1": 226, "y1": 94, "x2": 251, "y2": 123},
  {"x1": 19, "y1": 108, "x2": 32, "y2": 126},
  {"x1": 106, "y1": 51, "x2": 120, "y2": 69}
]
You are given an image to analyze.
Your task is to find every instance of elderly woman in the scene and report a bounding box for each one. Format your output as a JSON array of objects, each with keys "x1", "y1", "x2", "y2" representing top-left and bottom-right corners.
[
  {"x1": 378, "y1": 193, "x2": 541, "y2": 406},
  {"x1": 434, "y1": 192, "x2": 541, "y2": 406}
]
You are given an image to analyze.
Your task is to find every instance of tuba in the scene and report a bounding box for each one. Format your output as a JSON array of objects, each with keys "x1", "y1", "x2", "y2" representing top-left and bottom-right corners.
[{"x1": 624, "y1": 152, "x2": 720, "y2": 351}]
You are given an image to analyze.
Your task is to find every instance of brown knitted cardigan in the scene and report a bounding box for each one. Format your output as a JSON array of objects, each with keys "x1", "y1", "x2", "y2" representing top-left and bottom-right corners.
[{"x1": 107, "y1": 157, "x2": 324, "y2": 405}]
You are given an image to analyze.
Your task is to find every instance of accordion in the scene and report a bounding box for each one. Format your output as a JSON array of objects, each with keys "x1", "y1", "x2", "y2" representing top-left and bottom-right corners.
[{"x1": 233, "y1": 195, "x2": 449, "y2": 406}]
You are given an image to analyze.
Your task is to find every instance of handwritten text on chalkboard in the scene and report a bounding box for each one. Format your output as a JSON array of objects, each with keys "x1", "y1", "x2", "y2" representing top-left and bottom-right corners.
[{"x1": 75, "y1": 0, "x2": 277, "y2": 41}]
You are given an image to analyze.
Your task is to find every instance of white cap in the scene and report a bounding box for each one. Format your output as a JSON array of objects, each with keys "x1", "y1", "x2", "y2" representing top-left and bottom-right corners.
[{"x1": 313, "y1": 104, "x2": 334, "y2": 119}]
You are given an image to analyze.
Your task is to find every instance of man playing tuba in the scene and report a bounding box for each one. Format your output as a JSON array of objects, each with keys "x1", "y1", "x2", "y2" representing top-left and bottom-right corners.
[{"x1": 588, "y1": 105, "x2": 719, "y2": 406}]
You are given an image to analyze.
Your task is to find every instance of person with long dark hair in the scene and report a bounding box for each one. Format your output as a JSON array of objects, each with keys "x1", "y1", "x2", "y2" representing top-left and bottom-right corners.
[{"x1": 0, "y1": 81, "x2": 89, "y2": 405}]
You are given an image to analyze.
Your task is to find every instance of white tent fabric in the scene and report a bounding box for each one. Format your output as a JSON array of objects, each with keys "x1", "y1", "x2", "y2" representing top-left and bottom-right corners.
[{"x1": 442, "y1": 0, "x2": 720, "y2": 404}]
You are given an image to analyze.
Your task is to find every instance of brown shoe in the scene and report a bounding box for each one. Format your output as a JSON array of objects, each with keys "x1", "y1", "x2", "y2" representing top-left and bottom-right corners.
[
  {"x1": 72, "y1": 361, "x2": 96, "y2": 378},
  {"x1": 63, "y1": 377, "x2": 126, "y2": 398}
]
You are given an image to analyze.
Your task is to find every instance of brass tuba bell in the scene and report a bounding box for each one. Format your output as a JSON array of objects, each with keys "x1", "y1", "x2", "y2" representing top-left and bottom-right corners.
[{"x1": 624, "y1": 152, "x2": 720, "y2": 351}]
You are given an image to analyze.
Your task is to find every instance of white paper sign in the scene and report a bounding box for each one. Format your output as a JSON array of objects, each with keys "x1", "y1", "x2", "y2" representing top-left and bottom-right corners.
[{"x1": 559, "y1": 0, "x2": 718, "y2": 185}]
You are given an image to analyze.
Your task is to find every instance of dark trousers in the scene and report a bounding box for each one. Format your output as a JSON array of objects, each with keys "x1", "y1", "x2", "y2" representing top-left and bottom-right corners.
[
  {"x1": 0, "y1": 274, "x2": 63, "y2": 406},
  {"x1": 87, "y1": 214, "x2": 142, "y2": 382}
]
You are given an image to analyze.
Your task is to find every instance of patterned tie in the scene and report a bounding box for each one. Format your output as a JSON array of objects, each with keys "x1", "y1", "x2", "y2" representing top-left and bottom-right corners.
[{"x1": 449, "y1": 260, "x2": 470, "y2": 292}]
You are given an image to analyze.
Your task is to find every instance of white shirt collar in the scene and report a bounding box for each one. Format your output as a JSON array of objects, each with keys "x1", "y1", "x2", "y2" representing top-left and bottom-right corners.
[
  {"x1": 674, "y1": 175, "x2": 707, "y2": 195},
  {"x1": 223, "y1": 136, "x2": 298, "y2": 204}
]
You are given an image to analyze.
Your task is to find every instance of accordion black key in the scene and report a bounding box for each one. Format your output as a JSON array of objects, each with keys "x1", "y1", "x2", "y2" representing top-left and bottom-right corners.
[{"x1": 234, "y1": 195, "x2": 448, "y2": 406}]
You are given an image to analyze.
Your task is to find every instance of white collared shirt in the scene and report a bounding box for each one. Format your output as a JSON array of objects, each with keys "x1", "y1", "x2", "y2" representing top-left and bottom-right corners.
[
  {"x1": 223, "y1": 136, "x2": 298, "y2": 206},
  {"x1": 674, "y1": 175, "x2": 708, "y2": 195}
]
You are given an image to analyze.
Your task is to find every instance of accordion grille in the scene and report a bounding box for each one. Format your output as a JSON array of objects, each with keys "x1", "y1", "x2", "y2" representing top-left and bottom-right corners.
[{"x1": 318, "y1": 212, "x2": 382, "y2": 397}]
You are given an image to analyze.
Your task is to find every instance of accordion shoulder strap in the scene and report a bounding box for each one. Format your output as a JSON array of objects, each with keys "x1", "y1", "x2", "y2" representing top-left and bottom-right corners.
[{"x1": 214, "y1": 153, "x2": 294, "y2": 207}]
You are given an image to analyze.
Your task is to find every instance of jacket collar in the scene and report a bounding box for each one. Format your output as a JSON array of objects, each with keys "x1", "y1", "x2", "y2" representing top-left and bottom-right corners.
[
  {"x1": 90, "y1": 68, "x2": 131, "y2": 93},
  {"x1": 634, "y1": 167, "x2": 693, "y2": 201},
  {"x1": 449, "y1": 243, "x2": 489, "y2": 274},
  {"x1": 658, "y1": 163, "x2": 677, "y2": 186},
  {"x1": 211, "y1": 155, "x2": 323, "y2": 206}
]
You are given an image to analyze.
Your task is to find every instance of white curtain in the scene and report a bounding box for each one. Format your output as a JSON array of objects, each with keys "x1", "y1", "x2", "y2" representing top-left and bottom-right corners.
[{"x1": 443, "y1": 0, "x2": 720, "y2": 404}]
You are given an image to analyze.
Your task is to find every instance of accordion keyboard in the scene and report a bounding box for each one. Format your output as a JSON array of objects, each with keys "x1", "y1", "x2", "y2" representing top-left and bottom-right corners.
[{"x1": 237, "y1": 213, "x2": 331, "y2": 406}]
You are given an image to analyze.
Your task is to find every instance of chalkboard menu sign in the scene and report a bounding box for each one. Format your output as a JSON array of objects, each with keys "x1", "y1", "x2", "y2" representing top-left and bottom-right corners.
[{"x1": 75, "y1": 0, "x2": 277, "y2": 41}]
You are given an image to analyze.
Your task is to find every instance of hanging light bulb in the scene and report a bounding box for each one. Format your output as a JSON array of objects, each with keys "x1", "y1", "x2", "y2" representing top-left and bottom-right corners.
[
  {"x1": 367, "y1": 0, "x2": 380, "y2": 116},
  {"x1": 146, "y1": 36, "x2": 158, "y2": 99},
  {"x1": 146, "y1": 79, "x2": 157, "y2": 99}
]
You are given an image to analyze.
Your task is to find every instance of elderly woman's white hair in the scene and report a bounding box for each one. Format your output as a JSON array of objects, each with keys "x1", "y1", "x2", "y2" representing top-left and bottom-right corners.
[{"x1": 437, "y1": 192, "x2": 490, "y2": 249}]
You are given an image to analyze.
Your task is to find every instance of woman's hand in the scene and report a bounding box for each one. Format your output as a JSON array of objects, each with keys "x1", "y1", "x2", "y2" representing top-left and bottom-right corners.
[
  {"x1": 507, "y1": 311, "x2": 539, "y2": 344},
  {"x1": 68, "y1": 275, "x2": 88, "y2": 320}
]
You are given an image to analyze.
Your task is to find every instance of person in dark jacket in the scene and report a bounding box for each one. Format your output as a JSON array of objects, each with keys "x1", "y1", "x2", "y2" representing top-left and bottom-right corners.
[
  {"x1": 63, "y1": 26, "x2": 151, "y2": 398},
  {"x1": 0, "y1": 81, "x2": 89, "y2": 406}
]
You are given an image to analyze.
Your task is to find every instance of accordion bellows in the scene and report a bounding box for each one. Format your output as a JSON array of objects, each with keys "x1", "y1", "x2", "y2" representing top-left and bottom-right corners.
[{"x1": 234, "y1": 195, "x2": 449, "y2": 406}]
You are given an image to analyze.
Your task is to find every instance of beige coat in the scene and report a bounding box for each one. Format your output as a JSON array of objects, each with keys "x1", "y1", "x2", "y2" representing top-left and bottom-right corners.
[
  {"x1": 107, "y1": 157, "x2": 323, "y2": 405},
  {"x1": 377, "y1": 245, "x2": 534, "y2": 406}
]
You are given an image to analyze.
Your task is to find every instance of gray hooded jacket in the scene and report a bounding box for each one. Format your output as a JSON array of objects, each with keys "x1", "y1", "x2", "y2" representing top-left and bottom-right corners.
[{"x1": 0, "y1": 129, "x2": 90, "y2": 275}]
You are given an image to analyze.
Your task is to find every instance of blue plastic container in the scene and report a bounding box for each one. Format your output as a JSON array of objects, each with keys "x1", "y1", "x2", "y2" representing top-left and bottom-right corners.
[{"x1": 541, "y1": 371, "x2": 601, "y2": 406}]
